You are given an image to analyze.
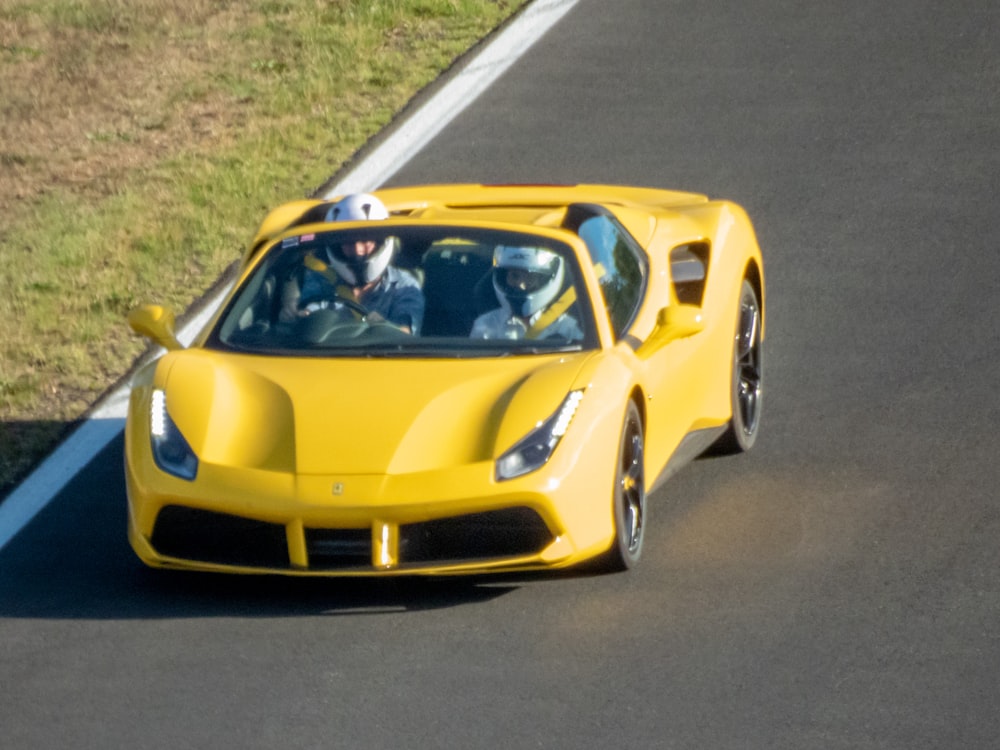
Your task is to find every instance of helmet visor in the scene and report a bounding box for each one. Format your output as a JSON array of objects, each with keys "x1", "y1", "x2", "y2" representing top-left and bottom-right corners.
[{"x1": 497, "y1": 267, "x2": 555, "y2": 294}]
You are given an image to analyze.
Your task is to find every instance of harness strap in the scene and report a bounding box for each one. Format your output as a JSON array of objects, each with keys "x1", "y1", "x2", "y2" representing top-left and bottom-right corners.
[
  {"x1": 303, "y1": 253, "x2": 354, "y2": 299},
  {"x1": 525, "y1": 262, "x2": 603, "y2": 339},
  {"x1": 526, "y1": 286, "x2": 577, "y2": 339}
]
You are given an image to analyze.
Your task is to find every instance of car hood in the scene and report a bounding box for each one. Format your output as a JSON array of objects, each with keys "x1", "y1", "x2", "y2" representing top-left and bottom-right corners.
[{"x1": 157, "y1": 349, "x2": 595, "y2": 475}]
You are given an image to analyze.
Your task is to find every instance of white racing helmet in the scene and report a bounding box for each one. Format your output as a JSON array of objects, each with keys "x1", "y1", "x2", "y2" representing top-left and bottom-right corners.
[
  {"x1": 324, "y1": 193, "x2": 394, "y2": 286},
  {"x1": 492, "y1": 245, "x2": 565, "y2": 318},
  {"x1": 324, "y1": 192, "x2": 389, "y2": 221}
]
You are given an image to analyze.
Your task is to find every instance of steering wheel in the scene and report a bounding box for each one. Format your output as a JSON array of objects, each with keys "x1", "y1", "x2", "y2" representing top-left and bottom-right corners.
[
  {"x1": 323, "y1": 296, "x2": 409, "y2": 333},
  {"x1": 293, "y1": 307, "x2": 410, "y2": 345},
  {"x1": 301, "y1": 296, "x2": 371, "y2": 320},
  {"x1": 334, "y1": 295, "x2": 371, "y2": 320}
]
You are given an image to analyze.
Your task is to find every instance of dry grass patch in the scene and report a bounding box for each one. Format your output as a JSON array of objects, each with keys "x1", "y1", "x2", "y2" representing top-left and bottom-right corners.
[{"x1": 0, "y1": 0, "x2": 524, "y2": 495}]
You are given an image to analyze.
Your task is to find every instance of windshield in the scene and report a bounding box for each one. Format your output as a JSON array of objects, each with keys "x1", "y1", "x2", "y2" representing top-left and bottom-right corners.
[{"x1": 208, "y1": 225, "x2": 598, "y2": 357}]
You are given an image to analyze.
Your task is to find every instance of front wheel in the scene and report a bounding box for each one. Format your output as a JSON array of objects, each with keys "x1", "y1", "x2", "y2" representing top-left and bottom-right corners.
[
  {"x1": 600, "y1": 400, "x2": 646, "y2": 572},
  {"x1": 712, "y1": 278, "x2": 763, "y2": 454}
]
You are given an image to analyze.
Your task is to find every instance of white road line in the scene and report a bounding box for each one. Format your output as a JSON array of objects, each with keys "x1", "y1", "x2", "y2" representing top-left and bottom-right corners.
[{"x1": 0, "y1": 0, "x2": 581, "y2": 552}]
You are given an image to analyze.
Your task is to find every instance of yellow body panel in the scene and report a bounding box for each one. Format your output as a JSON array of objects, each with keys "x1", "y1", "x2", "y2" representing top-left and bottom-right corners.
[{"x1": 127, "y1": 183, "x2": 764, "y2": 576}]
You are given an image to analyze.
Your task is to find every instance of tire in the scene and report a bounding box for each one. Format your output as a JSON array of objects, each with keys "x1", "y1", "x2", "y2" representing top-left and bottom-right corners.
[
  {"x1": 712, "y1": 279, "x2": 763, "y2": 454},
  {"x1": 601, "y1": 400, "x2": 646, "y2": 572}
]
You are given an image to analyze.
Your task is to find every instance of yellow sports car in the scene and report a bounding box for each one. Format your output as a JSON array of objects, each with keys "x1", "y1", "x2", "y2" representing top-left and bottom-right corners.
[{"x1": 125, "y1": 183, "x2": 764, "y2": 576}]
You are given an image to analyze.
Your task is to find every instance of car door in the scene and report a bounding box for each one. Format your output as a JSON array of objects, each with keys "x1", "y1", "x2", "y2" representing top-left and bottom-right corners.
[{"x1": 575, "y1": 210, "x2": 705, "y2": 478}]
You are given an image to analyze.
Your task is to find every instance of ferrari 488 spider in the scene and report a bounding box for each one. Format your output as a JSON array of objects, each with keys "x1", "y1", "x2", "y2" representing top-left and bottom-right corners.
[{"x1": 125, "y1": 183, "x2": 764, "y2": 576}]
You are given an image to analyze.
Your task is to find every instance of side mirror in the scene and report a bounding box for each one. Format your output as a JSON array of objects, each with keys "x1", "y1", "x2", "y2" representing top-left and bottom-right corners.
[
  {"x1": 128, "y1": 305, "x2": 183, "y2": 351},
  {"x1": 635, "y1": 304, "x2": 704, "y2": 359}
]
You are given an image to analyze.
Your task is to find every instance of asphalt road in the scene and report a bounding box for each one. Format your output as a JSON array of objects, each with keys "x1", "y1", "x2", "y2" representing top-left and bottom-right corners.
[{"x1": 3, "y1": 0, "x2": 999, "y2": 747}]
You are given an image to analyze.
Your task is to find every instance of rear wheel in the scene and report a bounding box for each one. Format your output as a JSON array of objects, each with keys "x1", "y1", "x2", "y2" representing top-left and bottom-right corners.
[
  {"x1": 713, "y1": 279, "x2": 763, "y2": 454},
  {"x1": 601, "y1": 400, "x2": 646, "y2": 572}
]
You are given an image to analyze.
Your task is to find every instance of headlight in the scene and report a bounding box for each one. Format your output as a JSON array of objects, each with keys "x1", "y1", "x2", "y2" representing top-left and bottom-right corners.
[
  {"x1": 150, "y1": 388, "x2": 198, "y2": 480},
  {"x1": 496, "y1": 390, "x2": 584, "y2": 481}
]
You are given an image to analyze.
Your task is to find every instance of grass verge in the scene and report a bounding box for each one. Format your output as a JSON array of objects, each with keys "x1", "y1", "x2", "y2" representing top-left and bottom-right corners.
[{"x1": 0, "y1": 0, "x2": 525, "y2": 497}]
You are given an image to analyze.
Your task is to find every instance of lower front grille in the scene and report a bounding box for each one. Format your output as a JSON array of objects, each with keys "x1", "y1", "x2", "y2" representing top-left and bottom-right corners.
[
  {"x1": 400, "y1": 507, "x2": 552, "y2": 564},
  {"x1": 151, "y1": 506, "x2": 290, "y2": 569},
  {"x1": 150, "y1": 505, "x2": 553, "y2": 572},
  {"x1": 305, "y1": 528, "x2": 372, "y2": 570}
]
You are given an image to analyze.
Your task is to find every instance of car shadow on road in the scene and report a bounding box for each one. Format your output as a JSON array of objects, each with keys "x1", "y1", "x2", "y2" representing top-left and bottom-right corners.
[{"x1": 0, "y1": 432, "x2": 533, "y2": 620}]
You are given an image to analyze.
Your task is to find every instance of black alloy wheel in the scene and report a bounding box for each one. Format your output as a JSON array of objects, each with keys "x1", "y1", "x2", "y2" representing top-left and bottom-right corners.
[
  {"x1": 602, "y1": 400, "x2": 646, "y2": 572},
  {"x1": 713, "y1": 278, "x2": 763, "y2": 453}
]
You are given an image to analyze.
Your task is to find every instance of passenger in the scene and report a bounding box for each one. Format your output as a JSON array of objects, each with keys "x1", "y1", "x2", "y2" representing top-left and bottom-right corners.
[
  {"x1": 470, "y1": 245, "x2": 583, "y2": 341},
  {"x1": 279, "y1": 193, "x2": 424, "y2": 334}
]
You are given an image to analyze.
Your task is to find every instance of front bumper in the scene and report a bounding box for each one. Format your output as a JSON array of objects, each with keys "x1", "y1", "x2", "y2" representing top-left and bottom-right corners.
[{"x1": 126, "y1": 458, "x2": 612, "y2": 577}]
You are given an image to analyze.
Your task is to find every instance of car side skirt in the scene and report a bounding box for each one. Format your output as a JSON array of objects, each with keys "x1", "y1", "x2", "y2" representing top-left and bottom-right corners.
[{"x1": 648, "y1": 425, "x2": 726, "y2": 495}]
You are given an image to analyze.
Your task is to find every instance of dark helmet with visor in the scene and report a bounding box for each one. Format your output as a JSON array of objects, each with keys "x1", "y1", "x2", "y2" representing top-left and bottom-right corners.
[{"x1": 492, "y1": 245, "x2": 565, "y2": 318}]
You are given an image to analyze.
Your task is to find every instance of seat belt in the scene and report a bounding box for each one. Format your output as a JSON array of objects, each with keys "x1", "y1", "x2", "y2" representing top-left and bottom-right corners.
[
  {"x1": 303, "y1": 253, "x2": 355, "y2": 300},
  {"x1": 526, "y1": 262, "x2": 604, "y2": 339},
  {"x1": 526, "y1": 287, "x2": 577, "y2": 339}
]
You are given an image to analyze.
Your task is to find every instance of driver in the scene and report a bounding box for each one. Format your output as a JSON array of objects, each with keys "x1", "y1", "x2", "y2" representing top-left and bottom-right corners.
[
  {"x1": 279, "y1": 193, "x2": 424, "y2": 333},
  {"x1": 470, "y1": 245, "x2": 583, "y2": 341}
]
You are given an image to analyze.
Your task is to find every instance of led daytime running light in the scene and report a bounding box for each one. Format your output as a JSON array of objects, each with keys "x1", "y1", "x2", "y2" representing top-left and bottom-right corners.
[
  {"x1": 552, "y1": 390, "x2": 583, "y2": 438},
  {"x1": 150, "y1": 389, "x2": 168, "y2": 437}
]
